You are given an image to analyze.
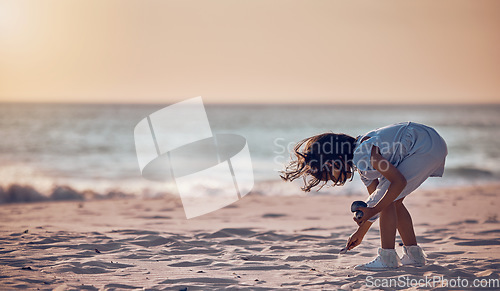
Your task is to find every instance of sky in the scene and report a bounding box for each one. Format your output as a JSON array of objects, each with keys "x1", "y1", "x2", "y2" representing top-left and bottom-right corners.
[{"x1": 0, "y1": 0, "x2": 499, "y2": 104}]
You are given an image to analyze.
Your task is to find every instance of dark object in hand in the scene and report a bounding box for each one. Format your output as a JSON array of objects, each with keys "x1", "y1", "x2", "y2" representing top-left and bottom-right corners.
[{"x1": 350, "y1": 201, "x2": 368, "y2": 219}]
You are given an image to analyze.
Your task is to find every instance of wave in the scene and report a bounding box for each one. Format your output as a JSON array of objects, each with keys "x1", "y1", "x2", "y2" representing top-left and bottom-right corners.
[
  {"x1": 0, "y1": 184, "x2": 156, "y2": 204},
  {"x1": 445, "y1": 167, "x2": 497, "y2": 178},
  {"x1": 1, "y1": 166, "x2": 498, "y2": 204}
]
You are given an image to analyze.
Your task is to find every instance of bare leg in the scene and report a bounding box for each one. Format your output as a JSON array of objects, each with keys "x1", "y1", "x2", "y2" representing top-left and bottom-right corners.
[
  {"x1": 394, "y1": 199, "x2": 418, "y2": 246},
  {"x1": 379, "y1": 201, "x2": 397, "y2": 249}
]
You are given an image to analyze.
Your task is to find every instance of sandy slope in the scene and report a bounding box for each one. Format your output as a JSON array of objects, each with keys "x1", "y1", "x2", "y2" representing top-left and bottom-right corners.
[{"x1": 1, "y1": 183, "x2": 499, "y2": 290}]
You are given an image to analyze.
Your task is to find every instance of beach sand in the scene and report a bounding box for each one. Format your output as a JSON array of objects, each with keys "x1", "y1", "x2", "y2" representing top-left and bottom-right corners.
[{"x1": 1, "y1": 183, "x2": 499, "y2": 290}]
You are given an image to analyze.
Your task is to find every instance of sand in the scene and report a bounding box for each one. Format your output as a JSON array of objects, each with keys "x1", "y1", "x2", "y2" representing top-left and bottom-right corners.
[{"x1": 1, "y1": 183, "x2": 499, "y2": 290}]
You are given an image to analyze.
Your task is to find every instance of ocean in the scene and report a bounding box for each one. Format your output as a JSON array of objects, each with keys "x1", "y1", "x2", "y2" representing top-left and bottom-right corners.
[{"x1": 0, "y1": 102, "x2": 499, "y2": 202}]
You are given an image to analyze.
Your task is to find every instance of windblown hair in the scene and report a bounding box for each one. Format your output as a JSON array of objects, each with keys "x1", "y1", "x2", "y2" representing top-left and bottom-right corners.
[{"x1": 280, "y1": 133, "x2": 357, "y2": 192}]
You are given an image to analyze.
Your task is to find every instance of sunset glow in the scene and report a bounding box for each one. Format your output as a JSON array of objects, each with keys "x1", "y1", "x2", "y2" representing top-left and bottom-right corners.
[{"x1": 1, "y1": 0, "x2": 499, "y2": 104}]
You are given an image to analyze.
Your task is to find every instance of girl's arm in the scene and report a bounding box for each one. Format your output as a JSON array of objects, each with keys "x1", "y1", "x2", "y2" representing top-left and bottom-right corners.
[
  {"x1": 355, "y1": 146, "x2": 407, "y2": 225},
  {"x1": 346, "y1": 220, "x2": 373, "y2": 250},
  {"x1": 367, "y1": 179, "x2": 379, "y2": 194}
]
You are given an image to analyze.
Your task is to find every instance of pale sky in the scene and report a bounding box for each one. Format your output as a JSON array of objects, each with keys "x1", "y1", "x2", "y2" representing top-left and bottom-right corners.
[{"x1": 0, "y1": 0, "x2": 499, "y2": 104}]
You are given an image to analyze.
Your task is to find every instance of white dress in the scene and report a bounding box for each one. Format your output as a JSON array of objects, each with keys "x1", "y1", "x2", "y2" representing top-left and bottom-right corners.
[{"x1": 352, "y1": 121, "x2": 448, "y2": 222}]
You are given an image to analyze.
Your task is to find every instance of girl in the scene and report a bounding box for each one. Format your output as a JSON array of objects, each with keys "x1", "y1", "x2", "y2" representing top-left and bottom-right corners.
[{"x1": 281, "y1": 121, "x2": 447, "y2": 270}]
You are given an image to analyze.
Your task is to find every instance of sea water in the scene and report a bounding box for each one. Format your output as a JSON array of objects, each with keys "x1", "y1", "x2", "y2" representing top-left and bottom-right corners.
[{"x1": 0, "y1": 103, "x2": 499, "y2": 201}]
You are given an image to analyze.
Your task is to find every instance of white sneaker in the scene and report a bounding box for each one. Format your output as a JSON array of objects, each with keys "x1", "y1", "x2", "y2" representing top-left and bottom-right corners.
[
  {"x1": 354, "y1": 248, "x2": 401, "y2": 270},
  {"x1": 400, "y1": 245, "x2": 426, "y2": 266}
]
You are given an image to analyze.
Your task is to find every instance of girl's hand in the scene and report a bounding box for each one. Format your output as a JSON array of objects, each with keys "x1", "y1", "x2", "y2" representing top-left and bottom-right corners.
[
  {"x1": 346, "y1": 229, "x2": 365, "y2": 250},
  {"x1": 353, "y1": 206, "x2": 377, "y2": 226}
]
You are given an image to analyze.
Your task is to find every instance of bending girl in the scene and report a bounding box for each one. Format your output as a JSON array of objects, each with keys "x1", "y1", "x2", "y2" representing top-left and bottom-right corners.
[{"x1": 281, "y1": 121, "x2": 447, "y2": 270}]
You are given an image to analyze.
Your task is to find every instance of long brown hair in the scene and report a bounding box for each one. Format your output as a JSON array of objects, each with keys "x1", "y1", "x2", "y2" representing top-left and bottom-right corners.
[{"x1": 280, "y1": 133, "x2": 357, "y2": 192}]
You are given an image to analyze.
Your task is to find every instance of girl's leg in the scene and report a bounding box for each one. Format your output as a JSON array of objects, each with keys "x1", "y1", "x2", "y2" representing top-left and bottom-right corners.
[
  {"x1": 379, "y1": 201, "x2": 397, "y2": 249},
  {"x1": 394, "y1": 199, "x2": 418, "y2": 246},
  {"x1": 355, "y1": 201, "x2": 401, "y2": 270}
]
